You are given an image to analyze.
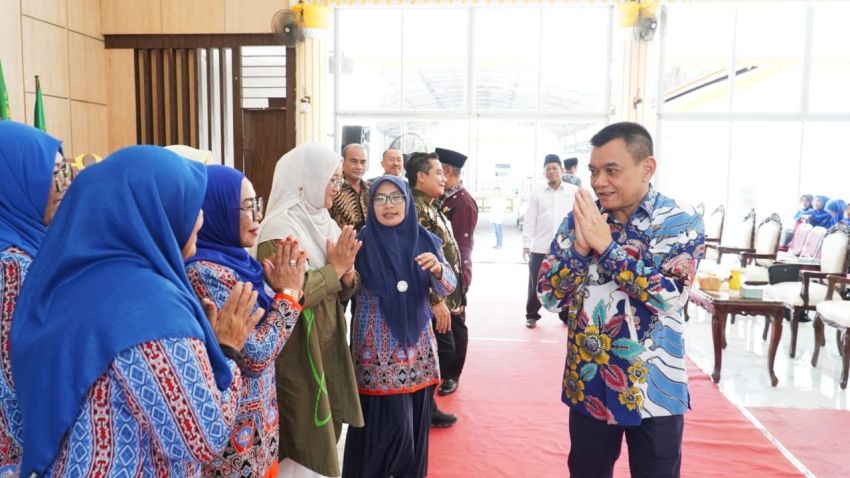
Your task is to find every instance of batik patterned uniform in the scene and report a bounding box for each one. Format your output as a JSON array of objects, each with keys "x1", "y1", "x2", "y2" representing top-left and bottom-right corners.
[
  {"x1": 0, "y1": 247, "x2": 29, "y2": 478},
  {"x1": 351, "y1": 265, "x2": 456, "y2": 395},
  {"x1": 538, "y1": 187, "x2": 704, "y2": 426},
  {"x1": 412, "y1": 190, "x2": 463, "y2": 310},
  {"x1": 47, "y1": 337, "x2": 242, "y2": 477},
  {"x1": 187, "y1": 261, "x2": 301, "y2": 478},
  {"x1": 330, "y1": 180, "x2": 371, "y2": 231}
]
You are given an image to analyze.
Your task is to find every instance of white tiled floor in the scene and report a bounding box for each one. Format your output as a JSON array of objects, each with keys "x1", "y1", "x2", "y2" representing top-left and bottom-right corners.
[{"x1": 684, "y1": 303, "x2": 850, "y2": 411}]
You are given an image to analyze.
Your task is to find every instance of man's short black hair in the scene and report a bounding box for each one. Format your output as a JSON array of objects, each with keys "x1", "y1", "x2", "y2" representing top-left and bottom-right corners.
[
  {"x1": 590, "y1": 122, "x2": 653, "y2": 161},
  {"x1": 405, "y1": 152, "x2": 439, "y2": 187}
]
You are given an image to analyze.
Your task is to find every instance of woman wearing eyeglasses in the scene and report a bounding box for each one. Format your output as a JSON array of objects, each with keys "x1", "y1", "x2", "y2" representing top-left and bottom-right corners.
[
  {"x1": 342, "y1": 175, "x2": 456, "y2": 478},
  {"x1": 184, "y1": 165, "x2": 307, "y2": 478},
  {"x1": 0, "y1": 121, "x2": 65, "y2": 476},
  {"x1": 254, "y1": 144, "x2": 364, "y2": 478}
]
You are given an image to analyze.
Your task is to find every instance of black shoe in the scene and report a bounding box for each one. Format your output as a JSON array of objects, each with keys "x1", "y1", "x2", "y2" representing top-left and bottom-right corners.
[
  {"x1": 526, "y1": 318, "x2": 537, "y2": 329},
  {"x1": 438, "y1": 378, "x2": 458, "y2": 396},
  {"x1": 431, "y1": 408, "x2": 458, "y2": 428}
]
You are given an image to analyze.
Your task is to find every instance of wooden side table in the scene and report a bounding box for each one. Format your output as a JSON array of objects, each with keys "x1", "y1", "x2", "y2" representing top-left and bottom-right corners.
[{"x1": 688, "y1": 287, "x2": 785, "y2": 386}]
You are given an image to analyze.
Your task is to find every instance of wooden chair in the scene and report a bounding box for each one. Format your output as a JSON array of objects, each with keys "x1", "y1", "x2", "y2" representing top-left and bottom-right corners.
[
  {"x1": 764, "y1": 222, "x2": 850, "y2": 358},
  {"x1": 811, "y1": 275, "x2": 850, "y2": 389},
  {"x1": 714, "y1": 208, "x2": 756, "y2": 266},
  {"x1": 736, "y1": 213, "x2": 783, "y2": 283},
  {"x1": 703, "y1": 205, "x2": 725, "y2": 261}
]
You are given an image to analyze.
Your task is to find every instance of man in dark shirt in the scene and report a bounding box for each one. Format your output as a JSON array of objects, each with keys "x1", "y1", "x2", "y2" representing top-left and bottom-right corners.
[{"x1": 436, "y1": 147, "x2": 477, "y2": 396}]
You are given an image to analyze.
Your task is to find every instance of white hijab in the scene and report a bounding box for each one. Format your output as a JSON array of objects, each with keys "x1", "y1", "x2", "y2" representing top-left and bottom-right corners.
[{"x1": 255, "y1": 143, "x2": 342, "y2": 269}]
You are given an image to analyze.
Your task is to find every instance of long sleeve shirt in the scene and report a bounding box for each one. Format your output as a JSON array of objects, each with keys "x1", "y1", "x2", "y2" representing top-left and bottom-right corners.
[
  {"x1": 47, "y1": 337, "x2": 242, "y2": 477},
  {"x1": 523, "y1": 182, "x2": 579, "y2": 254},
  {"x1": 412, "y1": 190, "x2": 464, "y2": 310},
  {"x1": 351, "y1": 260, "x2": 456, "y2": 396},
  {"x1": 537, "y1": 187, "x2": 704, "y2": 426},
  {"x1": 442, "y1": 182, "x2": 478, "y2": 290},
  {"x1": 330, "y1": 179, "x2": 371, "y2": 231},
  {"x1": 0, "y1": 247, "x2": 30, "y2": 476},
  {"x1": 186, "y1": 261, "x2": 302, "y2": 478}
]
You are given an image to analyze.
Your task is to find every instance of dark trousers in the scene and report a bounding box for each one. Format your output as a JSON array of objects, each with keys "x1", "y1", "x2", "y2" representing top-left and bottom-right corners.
[
  {"x1": 567, "y1": 409, "x2": 684, "y2": 478},
  {"x1": 526, "y1": 252, "x2": 545, "y2": 320},
  {"x1": 444, "y1": 311, "x2": 468, "y2": 381},
  {"x1": 433, "y1": 316, "x2": 455, "y2": 375}
]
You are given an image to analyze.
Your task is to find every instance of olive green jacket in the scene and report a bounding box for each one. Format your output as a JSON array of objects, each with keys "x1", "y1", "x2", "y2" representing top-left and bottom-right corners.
[{"x1": 257, "y1": 240, "x2": 364, "y2": 476}]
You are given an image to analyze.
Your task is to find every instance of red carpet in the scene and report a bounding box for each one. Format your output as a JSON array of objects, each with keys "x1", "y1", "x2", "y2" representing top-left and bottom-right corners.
[
  {"x1": 749, "y1": 407, "x2": 850, "y2": 478},
  {"x1": 427, "y1": 263, "x2": 803, "y2": 477}
]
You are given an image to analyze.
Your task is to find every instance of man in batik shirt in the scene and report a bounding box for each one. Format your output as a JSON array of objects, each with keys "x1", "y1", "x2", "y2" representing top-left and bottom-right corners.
[
  {"x1": 538, "y1": 122, "x2": 704, "y2": 478},
  {"x1": 331, "y1": 143, "x2": 370, "y2": 231}
]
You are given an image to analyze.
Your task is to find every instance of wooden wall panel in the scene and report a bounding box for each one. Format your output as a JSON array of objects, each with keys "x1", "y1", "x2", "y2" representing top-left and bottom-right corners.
[
  {"x1": 25, "y1": 93, "x2": 72, "y2": 154},
  {"x1": 68, "y1": 0, "x2": 103, "y2": 39},
  {"x1": 0, "y1": 0, "x2": 25, "y2": 122},
  {"x1": 101, "y1": 0, "x2": 162, "y2": 34},
  {"x1": 163, "y1": 0, "x2": 225, "y2": 34},
  {"x1": 69, "y1": 33, "x2": 107, "y2": 104},
  {"x1": 22, "y1": 0, "x2": 67, "y2": 28},
  {"x1": 71, "y1": 101, "x2": 110, "y2": 157},
  {"x1": 224, "y1": 0, "x2": 287, "y2": 33},
  {"x1": 22, "y1": 17, "x2": 70, "y2": 97},
  {"x1": 106, "y1": 49, "x2": 138, "y2": 153}
]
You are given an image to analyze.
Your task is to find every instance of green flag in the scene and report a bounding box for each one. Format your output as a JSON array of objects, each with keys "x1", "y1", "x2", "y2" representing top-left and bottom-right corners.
[
  {"x1": 0, "y1": 60, "x2": 11, "y2": 120},
  {"x1": 34, "y1": 75, "x2": 45, "y2": 131}
]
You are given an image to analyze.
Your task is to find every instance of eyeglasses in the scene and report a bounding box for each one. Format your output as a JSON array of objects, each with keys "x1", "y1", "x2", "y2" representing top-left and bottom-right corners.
[
  {"x1": 239, "y1": 197, "x2": 264, "y2": 221},
  {"x1": 373, "y1": 193, "x2": 406, "y2": 206},
  {"x1": 53, "y1": 162, "x2": 76, "y2": 193},
  {"x1": 329, "y1": 177, "x2": 345, "y2": 189}
]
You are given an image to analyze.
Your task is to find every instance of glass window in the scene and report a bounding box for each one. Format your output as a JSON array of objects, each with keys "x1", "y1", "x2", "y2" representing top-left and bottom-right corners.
[
  {"x1": 474, "y1": 8, "x2": 540, "y2": 111},
  {"x1": 337, "y1": 9, "x2": 402, "y2": 111},
  {"x1": 540, "y1": 7, "x2": 611, "y2": 112},
  {"x1": 799, "y1": 123, "x2": 850, "y2": 205},
  {"x1": 809, "y1": 4, "x2": 850, "y2": 113},
  {"x1": 727, "y1": 122, "x2": 801, "y2": 219},
  {"x1": 731, "y1": 5, "x2": 805, "y2": 113},
  {"x1": 474, "y1": 120, "x2": 536, "y2": 198},
  {"x1": 402, "y1": 9, "x2": 468, "y2": 111},
  {"x1": 537, "y1": 121, "x2": 603, "y2": 188},
  {"x1": 656, "y1": 121, "x2": 730, "y2": 210},
  {"x1": 662, "y1": 5, "x2": 735, "y2": 113}
]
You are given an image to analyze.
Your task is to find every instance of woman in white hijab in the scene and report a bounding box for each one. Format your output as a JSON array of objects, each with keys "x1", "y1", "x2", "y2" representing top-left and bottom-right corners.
[{"x1": 255, "y1": 143, "x2": 364, "y2": 478}]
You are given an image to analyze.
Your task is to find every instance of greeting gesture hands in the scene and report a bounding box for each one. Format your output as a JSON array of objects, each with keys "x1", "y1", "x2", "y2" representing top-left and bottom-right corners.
[
  {"x1": 572, "y1": 189, "x2": 613, "y2": 256},
  {"x1": 262, "y1": 236, "x2": 307, "y2": 294},
  {"x1": 202, "y1": 282, "x2": 265, "y2": 350},
  {"x1": 327, "y1": 225, "x2": 362, "y2": 279}
]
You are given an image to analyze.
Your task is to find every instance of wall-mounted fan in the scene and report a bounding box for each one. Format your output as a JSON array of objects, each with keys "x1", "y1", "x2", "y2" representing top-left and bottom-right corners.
[
  {"x1": 271, "y1": 9, "x2": 305, "y2": 47},
  {"x1": 388, "y1": 133, "x2": 429, "y2": 164},
  {"x1": 618, "y1": 1, "x2": 663, "y2": 42}
]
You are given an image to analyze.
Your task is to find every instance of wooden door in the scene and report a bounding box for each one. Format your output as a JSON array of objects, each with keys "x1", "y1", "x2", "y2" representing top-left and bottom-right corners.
[{"x1": 242, "y1": 107, "x2": 292, "y2": 204}]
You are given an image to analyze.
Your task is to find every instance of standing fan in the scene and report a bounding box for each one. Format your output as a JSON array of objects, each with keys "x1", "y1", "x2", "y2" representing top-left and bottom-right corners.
[
  {"x1": 271, "y1": 9, "x2": 305, "y2": 47},
  {"x1": 388, "y1": 133, "x2": 429, "y2": 164}
]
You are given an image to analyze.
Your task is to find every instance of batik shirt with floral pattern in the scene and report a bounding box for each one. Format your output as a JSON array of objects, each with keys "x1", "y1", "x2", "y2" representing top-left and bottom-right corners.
[{"x1": 538, "y1": 186, "x2": 704, "y2": 426}]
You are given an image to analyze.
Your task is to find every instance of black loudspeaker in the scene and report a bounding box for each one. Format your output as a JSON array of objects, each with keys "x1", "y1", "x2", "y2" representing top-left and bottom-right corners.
[{"x1": 341, "y1": 125, "x2": 370, "y2": 153}]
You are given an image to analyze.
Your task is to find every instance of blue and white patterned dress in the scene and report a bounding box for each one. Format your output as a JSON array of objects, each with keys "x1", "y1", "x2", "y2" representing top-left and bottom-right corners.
[
  {"x1": 187, "y1": 261, "x2": 301, "y2": 478},
  {"x1": 47, "y1": 337, "x2": 242, "y2": 477},
  {"x1": 0, "y1": 247, "x2": 30, "y2": 478},
  {"x1": 538, "y1": 187, "x2": 705, "y2": 426}
]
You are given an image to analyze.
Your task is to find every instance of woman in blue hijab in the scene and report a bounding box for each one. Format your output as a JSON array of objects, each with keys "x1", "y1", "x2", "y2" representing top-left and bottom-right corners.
[
  {"x1": 793, "y1": 194, "x2": 813, "y2": 222},
  {"x1": 0, "y1": 121, "x2": 64, "y2": 476},
  {"x1": 824, "y1": 198, "x2": 847, "y2": 228},
  {"x1": 11, "y1": 146, "x2": 264, "y2": 477},
  {"x1": 342, "y1": 175, "x2": 456, "y2": 478},
  {"x1": 185, "y1": 165, "x2": 306, "y2": 478},
  {"x1": 808, "y1": 195, "x2": 833, "y2": 228}
]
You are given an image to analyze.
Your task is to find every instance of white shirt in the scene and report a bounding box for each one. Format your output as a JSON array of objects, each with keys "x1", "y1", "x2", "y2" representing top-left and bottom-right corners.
[{"x1": 522, "y1": 182, "x2": 579, "y2": 254}]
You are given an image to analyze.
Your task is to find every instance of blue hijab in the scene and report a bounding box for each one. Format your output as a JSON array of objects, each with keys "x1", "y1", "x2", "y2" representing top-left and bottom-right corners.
[
  {"x1": 11, "y1": 146, "x2": 231, "y2": 476},
  {"x1": 810, "y1": 195, "x2": 833, "y2": 228},
  {"x1": 0, "y1": 121, "x2": 62, "y2": 256},
  {"x1": 186, "y1": 165, "x2": 272, "y2": 314},
  {"x1": 355, "y1": 175, "x2": 443, "y2": 346},
  {"x1": 793, "y1": 194, "x2": 814, "y2": 221},
  {"x1": 825, "y1": 198, "x2": 846, "y2": 228}
]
